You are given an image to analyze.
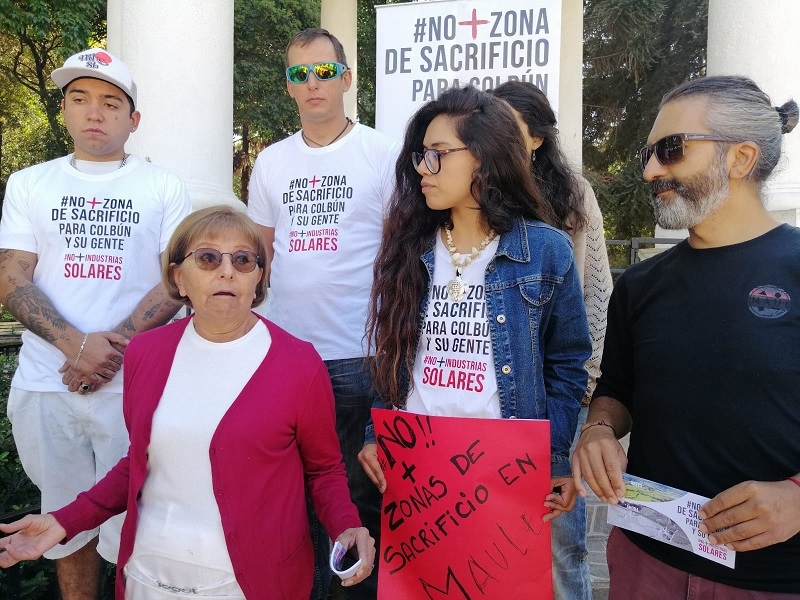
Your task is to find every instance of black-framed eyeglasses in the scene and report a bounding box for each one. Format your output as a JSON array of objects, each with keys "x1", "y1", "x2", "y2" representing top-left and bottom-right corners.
[
  {"x1": 285, "y1": 62, "x2": 348, "y2": 84},
  {"x1": 639, "y1": 133, "x2": 731, "y2": 170},
  {"x1": 411, "y1": 147, "x2": 469, "y2": 174},
  {"x1": 181, "y1": 248, "x2": 261, "y2": 273}
]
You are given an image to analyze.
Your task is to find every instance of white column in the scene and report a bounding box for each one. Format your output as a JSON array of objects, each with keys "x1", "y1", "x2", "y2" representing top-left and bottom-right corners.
[
  {"x1": 107, "y1": 0, "x2": 241, "y2": 211},
  {"x1": 708, "y1": 0, "x2": 800, "y2": 224},
  {"x1": 558, "y1": 0, "x2": 584, "y2": 171},
  {"x1": 321, "y1": 0, "x2": 358, "y2": 121}
]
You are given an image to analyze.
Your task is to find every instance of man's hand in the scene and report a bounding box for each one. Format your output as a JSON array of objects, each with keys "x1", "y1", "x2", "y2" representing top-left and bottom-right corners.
[
  {"x1": 0, "y1": 514, "x2": 67, "y2": 568},
  {"x1": 358, "y1": 443, "x2": 386, "y2": 493},
  {"x1": 543, "y1": 476, "x2": 578, "y2": 522},
  {"x1": 571, "y1": 424, "x2": 627, "y2": 504},
  {"x1": 58, "y1": 363, "x2": 102, "y2": 394},
  {"x1": 69, "y1": 331, "x2": 128, "y2": 380},
  {"x1": 698, "y1": 479, "x2": 800, "y2": 551},
  {"x1": 334, "y1": 527, "x2": 375, "y2": 587}
]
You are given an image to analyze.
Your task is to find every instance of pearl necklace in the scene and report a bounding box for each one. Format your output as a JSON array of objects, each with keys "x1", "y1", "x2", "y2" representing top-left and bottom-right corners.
[
  {"x1": 301, "y1": 118, "x2": 353, "y2": 147},
  {"x1": 69, "y1": 153, "x2": 130, "y2": 171},
  {"x1": 443, "y1": 226, "x2": 496, "y2": 302}
]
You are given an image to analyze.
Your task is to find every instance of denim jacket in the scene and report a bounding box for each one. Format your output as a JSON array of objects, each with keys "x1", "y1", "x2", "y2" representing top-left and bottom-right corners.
[{"x1": 366, "y1": 218, "x2": 591, "y2": 477}]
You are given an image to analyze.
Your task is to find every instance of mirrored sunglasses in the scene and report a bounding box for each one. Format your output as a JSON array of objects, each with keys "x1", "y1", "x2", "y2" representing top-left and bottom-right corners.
[
  {"x1": 411, "y1": 147, "x2": 470, "y2": 174},
  {"x1": 285, "y1": 62, "x2": 348, "y2": 84},
  {"x1": 639, "y1": 133, "x2": 730, "y2": 171},
  {"x1": 183, "y1": 248, "x2": 260, "y2": 273}
]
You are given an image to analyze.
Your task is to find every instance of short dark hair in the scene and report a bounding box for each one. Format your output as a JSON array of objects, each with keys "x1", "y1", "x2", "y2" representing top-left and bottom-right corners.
[
  {"x1": 285, "y1": 28, "x2": 348, "y2": 66},
  {"x1": 662, "y1": 76, "x2": 798, "y2": 184},
  {"x1": 163, "y1": 205, "x2": 268, "y2": 308}
]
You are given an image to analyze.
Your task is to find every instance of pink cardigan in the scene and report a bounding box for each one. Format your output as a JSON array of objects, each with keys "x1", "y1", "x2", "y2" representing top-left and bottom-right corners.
[{"x1": 52, "y1": 315, "x2": 361, "y2": 599}]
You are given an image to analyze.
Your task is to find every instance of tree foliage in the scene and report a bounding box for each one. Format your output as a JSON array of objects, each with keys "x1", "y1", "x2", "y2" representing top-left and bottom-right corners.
[
  {"x1": 0, "y1": 0, "x2": 106, "y2": 161},
  {"x1": 582, "y1": 0, "x2": 709, "y2": 241},
  {"x1": 233, "y1": 0, "x2": 321, "y2": 202}
]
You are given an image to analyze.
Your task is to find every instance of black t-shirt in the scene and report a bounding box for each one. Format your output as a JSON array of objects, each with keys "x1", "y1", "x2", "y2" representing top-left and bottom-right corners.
[{"x1": 595, "y1": 224, "x2": 800, "y2": 592}]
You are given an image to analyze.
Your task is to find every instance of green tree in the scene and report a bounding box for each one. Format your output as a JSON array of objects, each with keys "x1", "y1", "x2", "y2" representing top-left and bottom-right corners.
[
  {"x1": 233, "y1": 0, "x2": 321, "y2": 202},
  {"x1": 0, "y1": 0, "x2": 106, "y2": 161},
  {"x1": 0, "y1": 31, "x2": 55, "y2": 199},
  {"x1": 582, "y1": 0, "x2": 709, "y2": 244}
]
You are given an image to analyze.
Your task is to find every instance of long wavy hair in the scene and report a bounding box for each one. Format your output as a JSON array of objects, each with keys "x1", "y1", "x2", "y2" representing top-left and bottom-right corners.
[
  {"x1": 493, "y1": 81, "x2": 588, "y2": 233},
  {"x1": 368, "y1": 85, "x2": 556, "y2": 407}
]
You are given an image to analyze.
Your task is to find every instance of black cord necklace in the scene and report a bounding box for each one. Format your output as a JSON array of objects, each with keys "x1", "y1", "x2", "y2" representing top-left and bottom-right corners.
[{"x1": 301, "y1": 118, "x2": 353, "y2": 147}]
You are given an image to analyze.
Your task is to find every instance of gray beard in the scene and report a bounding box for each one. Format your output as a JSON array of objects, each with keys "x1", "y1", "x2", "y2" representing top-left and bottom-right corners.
[{"x1": 651, "y1": 159, "x2": 730, "y2": 230}]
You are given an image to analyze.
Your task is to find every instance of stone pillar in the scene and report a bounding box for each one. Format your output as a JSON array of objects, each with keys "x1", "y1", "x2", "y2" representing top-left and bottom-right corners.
[
  {"x1": 559, "y1": 0, "x2": 584, "y2": 171},
  {"x1": 321, "y1": 0, "x2": 358, "y2": 121},
  {"x1": 107, "y1": 0, "x2": 242, "y2": 211},
  {"x1": 658, "y1": 0, "x2": 800, "y2": 236}
]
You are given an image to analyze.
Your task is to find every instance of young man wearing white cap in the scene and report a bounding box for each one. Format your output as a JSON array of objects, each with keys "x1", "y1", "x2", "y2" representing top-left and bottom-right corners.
[{"x1": 0, "y1": 48, "x2": 191, "y2": 599}]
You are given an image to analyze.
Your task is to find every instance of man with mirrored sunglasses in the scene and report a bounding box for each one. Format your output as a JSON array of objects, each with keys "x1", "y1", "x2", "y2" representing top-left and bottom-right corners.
[
  {"x1": 247, "y1": 27, "x2": 398, "y2": 600},
  {"x1": 573, "y1": 76, "x2": 800, "y2": 598}
]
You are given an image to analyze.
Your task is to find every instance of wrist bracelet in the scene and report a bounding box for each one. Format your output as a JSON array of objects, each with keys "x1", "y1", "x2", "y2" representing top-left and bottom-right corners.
[
  {"x1": 580, "y1": 420, "x2": 617, "y2": 438},
  {"x1": 787, "y1": 476, "x2": 800, "y2": 489},
  {"x1": 73, "y1": 333, "x2": 88, "y2": 370}
]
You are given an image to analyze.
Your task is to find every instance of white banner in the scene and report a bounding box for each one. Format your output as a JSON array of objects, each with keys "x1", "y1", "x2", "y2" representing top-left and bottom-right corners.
[{"x1": 375, "y1": 0, "x2": 562, "y2": 141}]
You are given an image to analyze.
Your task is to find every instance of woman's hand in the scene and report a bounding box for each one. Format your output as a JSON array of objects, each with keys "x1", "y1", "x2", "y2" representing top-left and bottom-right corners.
[
  {"x1": 0, "y1": 514, "x2": 67, "y2": 568},
  {"x1": 358, "y1": 443, "x2": 386, "y2": 493},
  {"x1": 335, "y1": 527, "x2": 376, "y2": 587},
  {"x1": 543, "y1": 476, "x2": 578, "y2": 522}
]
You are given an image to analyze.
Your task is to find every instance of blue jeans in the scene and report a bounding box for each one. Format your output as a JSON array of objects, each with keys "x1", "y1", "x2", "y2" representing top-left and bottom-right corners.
[
  {"x1": 551, "y1": 405, "x2": 593, "y2": 599},
  {"x1": 308, "y1": 357, "x2": 380, "y2": 600}
]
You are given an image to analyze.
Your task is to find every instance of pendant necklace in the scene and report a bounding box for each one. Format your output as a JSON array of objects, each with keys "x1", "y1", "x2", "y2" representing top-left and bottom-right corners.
[
  {"x1": 302, "y1": 118, "x2": 353, "y2": 147},
  {"x1": 443, "y1": 225, "x2": 496, "y2": 302},
  {"x1": 69, "y1": 153, "x2": 130, "y2": 171}
]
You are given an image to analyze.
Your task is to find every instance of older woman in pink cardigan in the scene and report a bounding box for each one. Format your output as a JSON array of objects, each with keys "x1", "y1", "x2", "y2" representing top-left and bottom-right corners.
[{"x1": 0, "y1": 206, "x2": 374, "y2": 599}]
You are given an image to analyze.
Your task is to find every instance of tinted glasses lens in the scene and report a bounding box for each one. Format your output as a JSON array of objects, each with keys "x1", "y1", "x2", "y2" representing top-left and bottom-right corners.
[
  {"x1": 230, "y1": 251, "x2": 258, "y2": 272},
  {"x1": 411, "y1": 152, "x2": 424, "y2": 170},
  {"x1": 286, "y1": 64, "x2": 310, "y2": 83},
  {"x1": 640, "y1": 135, "x2": 686, "y2": 170},
  {"x1": 656, "y1": 135, "x2": 685, "y2": 166},
  {"x1": 312, "y1": 62, "x2": 342, "y2": 80},
  {"x1": 639, "y1": 146, "x2": 652, "y2": 170},
  {"x1": 194, "y1": 248, "x2": 223, "y2": 269},
  {"x1": 191, "y1": 249, "x2": 258, "y2": 273}
]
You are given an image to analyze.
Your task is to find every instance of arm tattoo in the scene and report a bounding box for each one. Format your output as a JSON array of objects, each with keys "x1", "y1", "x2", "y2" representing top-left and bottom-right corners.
[{"x1": 3, "y1": 280, "x2": 71, "y2": 344}]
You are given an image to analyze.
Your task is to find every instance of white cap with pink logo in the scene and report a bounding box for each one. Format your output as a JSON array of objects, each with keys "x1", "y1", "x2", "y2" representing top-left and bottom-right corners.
[{"x1": 51, "y1": 48, "x2": 137, "y2": 108}]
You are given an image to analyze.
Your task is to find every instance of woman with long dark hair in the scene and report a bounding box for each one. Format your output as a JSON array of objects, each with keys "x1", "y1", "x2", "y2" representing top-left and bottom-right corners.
[
  {"x1": 357, "y1": 86, "x2": 592, "y2": 566},
  {"x1": 493, "y1": 80, "x2": 612, "y2": 600}
]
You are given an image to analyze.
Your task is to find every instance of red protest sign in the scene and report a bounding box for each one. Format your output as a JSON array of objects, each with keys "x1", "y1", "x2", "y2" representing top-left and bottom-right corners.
[{"x1": 373, "y1": 409, "x2": 552, "y2": 599}]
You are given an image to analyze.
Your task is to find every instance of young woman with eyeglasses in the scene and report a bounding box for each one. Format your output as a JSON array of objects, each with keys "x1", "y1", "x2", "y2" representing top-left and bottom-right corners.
[{"x1": 357, "y1": 86, "x2": 592, "y2": 574}]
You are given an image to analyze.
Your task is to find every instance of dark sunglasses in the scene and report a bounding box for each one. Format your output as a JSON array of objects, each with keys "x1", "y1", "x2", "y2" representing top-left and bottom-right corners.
[
  {"x1": 182, "y1": 248, "x2": 261, "y2": 273},
  {"x1": 639, "y1": 133, "x2": 730, "y2": 170},
  {"x1": 411, "y1": 147, "x2": 469, "y2": 174},
  {"x1": 285, "y1": 62, "x2": 348, "y2": 84}
]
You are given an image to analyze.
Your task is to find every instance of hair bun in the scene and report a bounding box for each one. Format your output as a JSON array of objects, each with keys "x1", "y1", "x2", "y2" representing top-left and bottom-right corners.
[{"x1": 776, "y1": 100, "x2": 799, "y2": 134}]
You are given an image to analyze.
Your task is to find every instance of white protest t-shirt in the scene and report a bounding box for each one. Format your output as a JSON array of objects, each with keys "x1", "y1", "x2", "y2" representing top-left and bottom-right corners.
[
  {"x1": 0, "y1": 155, "x2": 191, "y2": 392},
  {"x1": 248, "y1": 124, "x2": 398, "y2": 360},
  {"x1": 406, "y1": 235, "x2": 500, "y2": 418},
  {"x1": 131, "y1": 319, "x2": 269, "y2": 584}
]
